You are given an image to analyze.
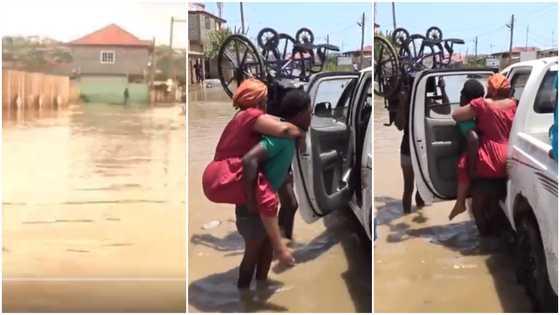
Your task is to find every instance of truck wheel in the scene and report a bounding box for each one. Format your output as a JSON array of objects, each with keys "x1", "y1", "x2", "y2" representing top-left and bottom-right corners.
[{"x1": 517, "y1": 216, "x2": 558, "y2": 312}]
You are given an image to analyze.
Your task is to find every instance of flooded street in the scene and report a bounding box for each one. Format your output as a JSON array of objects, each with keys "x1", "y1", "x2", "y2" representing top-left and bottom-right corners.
[
  {"x1": 373, "y1": 96, "x2": 532, "y2": 312},
  {"x1": 3, "y1": 103, "x2": 186, "y2": 312},
  {"x1": 188, "y1": 86, "x2": 371, "y2": 313}
]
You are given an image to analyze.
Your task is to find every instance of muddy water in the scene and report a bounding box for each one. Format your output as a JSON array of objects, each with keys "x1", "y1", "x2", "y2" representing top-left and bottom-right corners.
[
  {"x1": 373, "y1": 96, "x2": 532, "y2": 312},
  {"x1": 188, "y1": 86, "x2": 371, "y2": 312},
  {"x1": 3, "y1": 103, "x2": 186, "y2": 312}
]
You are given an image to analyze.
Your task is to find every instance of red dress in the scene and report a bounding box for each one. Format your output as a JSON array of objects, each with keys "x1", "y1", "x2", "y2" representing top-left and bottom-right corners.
[
  {"x1": 457, "y1": 97, "x2": 517, "y2": 184},
  {"x1": 202, "y1": 108, "x2": 278, "y2": 217}
]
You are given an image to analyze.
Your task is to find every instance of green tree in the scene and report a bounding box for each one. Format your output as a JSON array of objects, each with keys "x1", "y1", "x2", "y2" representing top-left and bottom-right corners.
[
  {"x1": 204, "y1": 28, "x2": 233, "y2": 60},
  {"x1": 153, "y1": 45, "x2": 186, "y2": 83}
]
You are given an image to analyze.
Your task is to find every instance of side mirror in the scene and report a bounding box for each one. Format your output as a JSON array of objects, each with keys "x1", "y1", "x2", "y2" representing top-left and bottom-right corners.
[{"x1": 315, "y1": 101, "x2": 332, "y2": 117}]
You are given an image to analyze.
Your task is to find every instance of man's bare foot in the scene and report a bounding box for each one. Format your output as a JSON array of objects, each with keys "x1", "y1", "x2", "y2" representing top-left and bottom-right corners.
[{"x1": 449, "y1": 203, "x2": 466, "y2": 221}]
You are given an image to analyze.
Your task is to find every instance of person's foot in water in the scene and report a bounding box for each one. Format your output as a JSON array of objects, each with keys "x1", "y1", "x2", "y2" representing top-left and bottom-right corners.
[
  {"x1": 402, "y1": 195, "x2": 412, "y2": 214},
  {"x1": 448, "y1": 201, "x2": 466, "y2": 221},
  {"x1": 415, "y1": 191, "x2": 425, "y2": 209}
]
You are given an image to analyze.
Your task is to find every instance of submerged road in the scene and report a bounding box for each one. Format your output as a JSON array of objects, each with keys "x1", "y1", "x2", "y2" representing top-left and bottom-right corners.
[
  {"x1": 3, "y1": 103, "x2": 186, "y2": 312},
  {"x1": 373, "y1": 96, "x2": 532, "y2": 312}
]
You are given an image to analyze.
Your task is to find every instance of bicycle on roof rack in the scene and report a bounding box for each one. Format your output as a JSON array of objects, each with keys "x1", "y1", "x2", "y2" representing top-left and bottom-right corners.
[
  {"x1": 374, "y1": 26, "x2": 464, "y2": 98},
  {"x1": 217, "y1": 27, "x2": 340, "y2": 98},
  {"x1": 374, "y1": 26, "x2": 465, "y2": 126}
]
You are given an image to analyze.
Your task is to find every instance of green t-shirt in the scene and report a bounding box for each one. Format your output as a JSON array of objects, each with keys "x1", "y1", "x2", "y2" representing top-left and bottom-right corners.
[
  {"x1": 260, "y1": 136, "x2": 295, "y2": 191},
  {"x1": 457, "y1": 119, "x2": 476, "y2": 137}
]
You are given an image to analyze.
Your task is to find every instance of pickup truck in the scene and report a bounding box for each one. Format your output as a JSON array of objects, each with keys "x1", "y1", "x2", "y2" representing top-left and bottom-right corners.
[
  {"x1": 500, "y1": 57, "x2": 558, "y2": 312},
  {"x1": 406, "y1": 57, "x2": 557, "y2": 312}
]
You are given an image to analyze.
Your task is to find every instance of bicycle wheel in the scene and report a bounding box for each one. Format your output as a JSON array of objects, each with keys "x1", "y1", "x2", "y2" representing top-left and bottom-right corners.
[
  {"x1": 392, "y1": 27, "x2": 409, "y2": 47},
  {"x1": 257, "y1": 27, "x2": 279, "y2": 50},
  {"x1": 295, "y1": 27, "x2": 314, "y2": 45},
  {"x1": 426, "y1": 26, "x2": 443, "y2": 41},
  {"x1": 402, "y1": 34, "x2": 436, "y2": 71},
  {"x1": 218, "y1": 34, "x2": 265, "y2": 98},
  {"x1": 374, "y1": 35, "x2": 400, "y2": 97},
  {"x1": 275, "y1": 33, "x2": 298, "y2": 78}
]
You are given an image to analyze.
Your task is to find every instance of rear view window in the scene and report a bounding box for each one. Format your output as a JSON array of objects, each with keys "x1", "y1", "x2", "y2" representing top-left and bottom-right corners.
[
  {"x1": 509, "y1": 68, "x2": 531, "y2": 101},
  {"x1": 534, "y1": 70, "x2": 558, "y2": 114}
]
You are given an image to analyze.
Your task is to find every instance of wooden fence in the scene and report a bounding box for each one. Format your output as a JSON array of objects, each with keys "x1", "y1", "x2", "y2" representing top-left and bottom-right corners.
[{"x1": 2, "y1": 69, "x2": 79, "y2": 110}]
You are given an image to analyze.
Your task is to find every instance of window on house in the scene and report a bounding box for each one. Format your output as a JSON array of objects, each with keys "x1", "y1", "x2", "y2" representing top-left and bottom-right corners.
[
  {"x1": 205, "y1": 16, "x2": 211, "y2": 29},
  {"x1": 100, "y1": 51, "x2": 116, "y2": 64}
]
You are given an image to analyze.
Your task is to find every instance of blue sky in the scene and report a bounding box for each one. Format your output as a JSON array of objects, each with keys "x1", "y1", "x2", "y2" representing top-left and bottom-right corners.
[
  {"x1": 203, "y1": 2, "x2": 372, "y2": 52},
  {"x1": 375, "y1": 2, "x2": 558, "y2": 54}
]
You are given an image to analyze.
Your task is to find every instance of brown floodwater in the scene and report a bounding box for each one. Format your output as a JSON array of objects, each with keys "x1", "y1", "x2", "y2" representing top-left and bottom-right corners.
[
  {"x1": 188, "y1": 86, "x2": 372, "y2": 313},
  {"x1": 3, "y1": 103, "x2": 186, "y2": 312},
  {"x1": 373, "y1": 96, "x2": 532, "y2": 312}
]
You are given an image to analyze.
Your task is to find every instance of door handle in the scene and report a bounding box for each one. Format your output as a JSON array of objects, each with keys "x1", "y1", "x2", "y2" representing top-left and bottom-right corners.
[{"x1": 337, "y1": 169, "x2": 352, "y2": 192}]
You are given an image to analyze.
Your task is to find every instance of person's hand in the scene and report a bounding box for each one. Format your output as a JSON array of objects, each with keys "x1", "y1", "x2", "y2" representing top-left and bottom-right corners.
[{"x1": 277, "y1": 247, "x2": 296, "y2": 267}]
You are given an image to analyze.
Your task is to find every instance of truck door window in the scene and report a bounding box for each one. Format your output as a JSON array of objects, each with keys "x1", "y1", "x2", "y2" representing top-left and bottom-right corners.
[
  {"x1": 425, "y1": 74, "x2": 490, "y2": 119},
  {"x1": 314, "y1": 78, "x2": 356, "y2": 122},
  {"x1": 534, "y1": 70, "x2": 558, "y2": 114},
  {"x1": 509, "y1": 68, "x2": 532, "y2": 101}
]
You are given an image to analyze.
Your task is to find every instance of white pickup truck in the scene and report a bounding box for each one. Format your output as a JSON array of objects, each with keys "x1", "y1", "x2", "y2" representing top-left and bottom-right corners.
[
  {"x1": 501, "y1": 57, "x2": 558, "y2": 312},
  {"x1": 406, "y1": 57, "x2": 557, "y2": 311}
]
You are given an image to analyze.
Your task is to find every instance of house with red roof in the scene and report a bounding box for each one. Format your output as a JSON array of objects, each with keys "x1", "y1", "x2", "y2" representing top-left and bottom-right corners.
[{"x1": 68, "y1": 24, "x2": 154, "y2": 103}]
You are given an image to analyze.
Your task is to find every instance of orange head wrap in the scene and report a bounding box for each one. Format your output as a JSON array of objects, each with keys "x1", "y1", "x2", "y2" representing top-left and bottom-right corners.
[
  {"x1": 232, "y1": 78, "x2": 268, "y2": 109},
  {"x1": 487, "y1": 73, "x2": 511, "y2": 98}
]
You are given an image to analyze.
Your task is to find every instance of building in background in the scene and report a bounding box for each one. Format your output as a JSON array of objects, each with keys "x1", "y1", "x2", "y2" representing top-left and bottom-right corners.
[
  {"x1": 68, "y1": 24, "x2": 153, "y2": 103},
  {"x1": 489, "y1": 47, "x2": 539, "y2": 69},
  {"x1": 188, "y1": 2, "x2": 226, "y2": 84},
  {"x1": 341, "y1": 45, "x2": 372, "y2": 69}
]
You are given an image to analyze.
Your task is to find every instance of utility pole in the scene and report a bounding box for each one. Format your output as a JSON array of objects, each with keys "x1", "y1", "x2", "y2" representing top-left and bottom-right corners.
[
  {"x1": 359, "y1": 12, "x2": 365, "y2": 69},
  {"x1": 217, "y1": 2, "x2": 223, "y2": 18},
  {"x1": 374, "y1": 2, "x2": 377, "y2": 29},
  {"x1": 169, "y1": 16, "x2": 174, "y2": 48},
  {"x1": 392, "y1": 2, "x2": 397, "y2": 29},
  {"x1": 525, "y1": 25, "x2": 529, "y2": 49},
  {"x1": 327, "y1": 34, "x2": 329, "y2": 45},
  {"x1": 240, "y1": 2, "x2": 245, "y2": 34},
  {"x1": 474, "y1": 36, "x2": 478, "y2": 57},
  {"x1": 169, "y1": 16, "x2": 186, "y2": 49},
  {"x1": 506, "y1": 14, "x2": 514, "y2": 57}
]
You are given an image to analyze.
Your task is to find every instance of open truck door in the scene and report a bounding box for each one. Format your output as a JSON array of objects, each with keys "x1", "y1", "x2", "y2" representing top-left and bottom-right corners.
[{"x1": 294, "y1": 72, "x2": 360, "y2": 223}]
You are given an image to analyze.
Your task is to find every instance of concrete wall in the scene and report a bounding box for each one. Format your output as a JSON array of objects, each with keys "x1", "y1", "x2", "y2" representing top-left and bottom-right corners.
[
  {"x1": 71, "y1": 45, "x2": 150, "y2": 76},
  {"x1": 188, "y1": 13, "x2": 201, "y2": 42},
  {"x1": 78, "y1": 75, "x2": 148, "y2": 104},
  {"x1": 189, "y1": 13, "x2": 221, "y2": 47}
]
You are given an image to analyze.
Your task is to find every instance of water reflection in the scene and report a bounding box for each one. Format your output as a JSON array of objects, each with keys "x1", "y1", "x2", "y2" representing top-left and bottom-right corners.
[{"x1": 3, "y1": 103, "x2": 186, "y2": 312}]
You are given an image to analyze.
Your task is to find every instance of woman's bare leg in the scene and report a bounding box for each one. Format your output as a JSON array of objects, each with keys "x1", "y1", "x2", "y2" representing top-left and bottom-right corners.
[
  {"x1": 255, "y1": 237, "x2": 273, "y2": 282},
  {"x1": 238, "y1": 239, "x2": 263, "y2": 288}
]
